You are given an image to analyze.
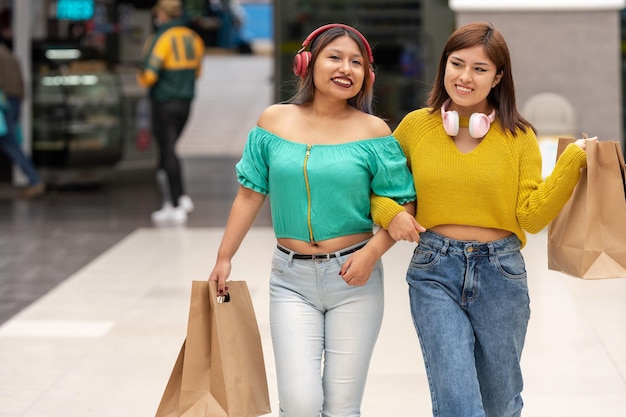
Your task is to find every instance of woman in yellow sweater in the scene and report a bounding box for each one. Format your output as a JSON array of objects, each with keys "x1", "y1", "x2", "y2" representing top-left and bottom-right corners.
[{"x1": 372, "y1": 22, "x2": 594, "y2": 417}]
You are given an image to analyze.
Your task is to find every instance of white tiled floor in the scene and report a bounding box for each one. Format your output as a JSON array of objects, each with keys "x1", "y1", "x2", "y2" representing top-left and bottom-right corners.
[
  {"x1": 177, "y1": 55, "x2": 274, "y2": 158},
  {"x1": 0, "y1": 228, "x2": 624, "y2": 417}
]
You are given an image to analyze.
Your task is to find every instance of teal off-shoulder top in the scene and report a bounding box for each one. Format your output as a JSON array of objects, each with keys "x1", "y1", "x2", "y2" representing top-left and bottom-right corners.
[{"x1": 236, "y1": 126, "x2": 415, "y2": 242}]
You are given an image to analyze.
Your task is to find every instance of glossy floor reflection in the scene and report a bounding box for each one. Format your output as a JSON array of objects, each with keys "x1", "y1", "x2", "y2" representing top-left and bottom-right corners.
[
  {"x1": 0, "y1": 157, "x2": 271, "y2": 324},
  {"x1": 0, "y1": 227, "x2": 625, "y2": 417}
]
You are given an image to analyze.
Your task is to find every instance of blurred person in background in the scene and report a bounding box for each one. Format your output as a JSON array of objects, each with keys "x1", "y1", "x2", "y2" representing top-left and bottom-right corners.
[
  {"x1": 137, "y1": 0, "x2": 205, "y2": 226},
  {"x1": 0, "y1": 42, "x2": 45, "y2": 199}
]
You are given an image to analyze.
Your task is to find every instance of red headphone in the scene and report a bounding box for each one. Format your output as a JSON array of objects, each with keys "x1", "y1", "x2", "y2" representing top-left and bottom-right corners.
[{"x1": 293, "y1": 23, "x2": 375, "y2": 84}]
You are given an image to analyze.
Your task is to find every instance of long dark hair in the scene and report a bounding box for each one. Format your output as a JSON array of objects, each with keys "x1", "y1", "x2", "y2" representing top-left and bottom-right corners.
[
  {"x1": 427, "y1": 22, "x2": 535, "y2": 135},
  {"x1": 288, "y1": 26, "x2": 375, "y2": 114}
]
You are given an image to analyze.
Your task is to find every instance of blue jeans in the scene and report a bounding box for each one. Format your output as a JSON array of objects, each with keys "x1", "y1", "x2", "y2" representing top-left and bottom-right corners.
[
  {"x1": 407, "y1": 231, "x2": 530, "y2": 417},
  {"x1": 0, "y1": 97, "x2": 42, "y2": 186},
  {"x1": 269, "y1": 240, "x2": 384, "y2": 417}
]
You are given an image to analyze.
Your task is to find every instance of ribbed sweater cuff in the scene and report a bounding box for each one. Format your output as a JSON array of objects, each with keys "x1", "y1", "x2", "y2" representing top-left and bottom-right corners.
[{"x1": 371, "y1": 195, "x2": 406, "y2": 229}]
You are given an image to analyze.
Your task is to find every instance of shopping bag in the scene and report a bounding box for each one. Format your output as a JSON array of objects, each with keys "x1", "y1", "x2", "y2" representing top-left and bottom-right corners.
[
  {"x1": 547, "y1": 138, "x2": 626, "y2": 279},
  {"x1": 155, "y1": 280, "x2": 271, "y2": 417}
]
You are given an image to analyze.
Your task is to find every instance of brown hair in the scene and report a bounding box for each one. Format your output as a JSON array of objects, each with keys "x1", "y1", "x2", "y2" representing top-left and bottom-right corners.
[
  {"x1": 288, "y1": 26, "x2": 375, "y2": 114},
  {"x1": 427, "y1": 22, "x2": 535, "y2": 135},
  {"x1": 154, "y1": 0, "x2": 183, "y2": 19}
]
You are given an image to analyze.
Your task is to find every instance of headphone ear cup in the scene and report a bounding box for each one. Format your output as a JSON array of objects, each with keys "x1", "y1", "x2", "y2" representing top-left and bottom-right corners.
[
  {"x1": 293, "y1": 51, "x2": 312, "y2": 78},
  {"x1": 294, "y1": 52, "x2": 373, "y2": 83},
  {"x1": 468, "y1": 113, "x2": 492, "y2": 138},
  {"x1": 442, "y1": 110, "x2": 459, "y2": 136}
]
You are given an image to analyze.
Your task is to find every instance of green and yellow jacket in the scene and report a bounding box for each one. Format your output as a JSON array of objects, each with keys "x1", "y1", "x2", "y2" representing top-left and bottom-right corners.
[{"x1": 137, "y1": 18, "x2": 205, "y2": 102}]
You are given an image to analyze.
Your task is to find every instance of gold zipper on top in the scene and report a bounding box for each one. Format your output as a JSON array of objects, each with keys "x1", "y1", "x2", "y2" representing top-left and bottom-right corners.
[{"x1": 303, "y1": 144, "x2": 314, "y2": 242}]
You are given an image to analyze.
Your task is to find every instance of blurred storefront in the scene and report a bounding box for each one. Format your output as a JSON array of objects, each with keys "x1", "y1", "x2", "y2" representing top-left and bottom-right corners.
[
  {"x1": 2, "y1": 0, "x2": 271, "y2": 184},
  {"x1": 273, "y1": 0, "x2": 454, "y2": 129},
  {"x1": 3, "y1": 0, "x2": 626, "y2": 184},
  {"x1": 452, "y1": 0, "x2": 624, "y2": 147},
  {"x1": 0, "y1": 0, "x2": 158, "y2": 185}
]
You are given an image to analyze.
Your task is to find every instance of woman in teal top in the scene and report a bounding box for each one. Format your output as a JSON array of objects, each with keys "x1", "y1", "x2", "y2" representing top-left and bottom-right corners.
[{"x1": 209, "y1": 24, "x2": 415, "y2": 417}]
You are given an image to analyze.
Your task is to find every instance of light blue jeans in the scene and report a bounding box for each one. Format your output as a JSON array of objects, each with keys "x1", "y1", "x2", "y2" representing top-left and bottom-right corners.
[
  {"x1": 407, "y1": 231, "x2": 530, "y2": 417},
  {"x1": 269, "y1": 240, "x2": 384, "y2": 417}
]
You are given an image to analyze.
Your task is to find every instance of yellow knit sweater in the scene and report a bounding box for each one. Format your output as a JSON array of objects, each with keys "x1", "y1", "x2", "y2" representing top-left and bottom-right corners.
[{"x1": 371, "y1": 108, "x2": 587, "y2": 247}]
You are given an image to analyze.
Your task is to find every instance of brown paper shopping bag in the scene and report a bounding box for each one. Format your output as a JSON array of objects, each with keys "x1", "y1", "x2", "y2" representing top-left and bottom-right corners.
[
  {"x1": 155, "y1": 280, "x2": 271, "y2": 417},
  {"x1": 548, "y1": 138, "x2": 626, "y2": 279}
]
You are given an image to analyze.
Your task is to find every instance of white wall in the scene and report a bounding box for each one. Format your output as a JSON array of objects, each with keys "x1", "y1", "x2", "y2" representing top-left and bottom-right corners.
[
  {"x1": 453, "y1": 7, "x2": 624, "y2": 142},
  {"x1": 451, "y1": 0, "x2": 626, "y2": 11}
]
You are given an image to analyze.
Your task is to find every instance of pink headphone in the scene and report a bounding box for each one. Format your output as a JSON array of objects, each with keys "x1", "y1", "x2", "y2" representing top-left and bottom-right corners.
[
  {"x1": 293, "y1": 23, "x2": 375, "y2": 84},
  {"x1": 441, "y1": 99, "x2": 495, "y2": 138}
]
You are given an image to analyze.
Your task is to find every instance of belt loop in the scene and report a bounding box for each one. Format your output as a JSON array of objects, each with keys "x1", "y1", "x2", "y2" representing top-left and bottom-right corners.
[
  {"x1": 334, "y1": 248, "x2": 347, "y2": 265},
  {"x1": 332, "y1": 250, "x2": 342, "y2": 266},
  {"x1": 440, "y1": 238, "x2": 450, "y2": 255},
  {"x1": 487, "y1": 242, "x2": 495, "y2": 262},
  {"x1": 277, "y1": 244, "x2": 295, "y2": 266}
]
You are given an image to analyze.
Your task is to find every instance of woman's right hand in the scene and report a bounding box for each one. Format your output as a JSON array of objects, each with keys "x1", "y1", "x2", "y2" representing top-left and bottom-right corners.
[
  {"x1": 208, "y1": 260, "x2": 232, "y2": 295},
  {"x1": 388, "y1": 211, "x2": 426, "y2": 242}
]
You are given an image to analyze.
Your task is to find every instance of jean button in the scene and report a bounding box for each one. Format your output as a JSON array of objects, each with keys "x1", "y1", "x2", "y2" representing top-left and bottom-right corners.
[{"x1": 467, "y1": 246, "x2": 474, "y2": 253}]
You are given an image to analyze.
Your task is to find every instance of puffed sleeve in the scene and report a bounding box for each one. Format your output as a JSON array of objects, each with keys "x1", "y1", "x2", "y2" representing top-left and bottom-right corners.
[
  {"x1": 235, "y1": 127, "x2": 270, "y2": 195},
  {"x1": 370, "y1": 137, "x2": 416, "y2": 204}
]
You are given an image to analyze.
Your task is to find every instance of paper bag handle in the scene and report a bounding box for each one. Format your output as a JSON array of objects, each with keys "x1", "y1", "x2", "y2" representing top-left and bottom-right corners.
[{"x1": 217, "y1": 288, "x2": 230, "y2": 304}]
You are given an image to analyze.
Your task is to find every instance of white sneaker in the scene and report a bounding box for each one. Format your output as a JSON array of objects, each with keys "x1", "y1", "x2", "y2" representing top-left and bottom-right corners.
[
  {"x1": 151, "y1": 203, "x2": 187, "y2": 226},
  {"x1": 178, "y1": 195, "x2": 194, "y2": 213}
]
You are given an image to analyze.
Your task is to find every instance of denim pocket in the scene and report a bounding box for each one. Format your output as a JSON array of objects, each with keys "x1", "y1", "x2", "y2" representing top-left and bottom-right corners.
[
  {"x1": 409, "y1": 245, "x2": 441, "y2": 269},
  {"x1": 494, "y1": 251, "x2": 527, "y2": 280}
]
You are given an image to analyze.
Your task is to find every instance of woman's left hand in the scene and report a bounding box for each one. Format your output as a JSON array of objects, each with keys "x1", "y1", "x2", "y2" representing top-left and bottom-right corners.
[
  {"x1": 339, "y1": 247, "x2": 378, "y2": 286},
  {"x1": 575, "y1": 136, "x2": 598, "y2": 150},
  {"x1": 388, "y1": 211, "x2": 425, "y2": 242}
]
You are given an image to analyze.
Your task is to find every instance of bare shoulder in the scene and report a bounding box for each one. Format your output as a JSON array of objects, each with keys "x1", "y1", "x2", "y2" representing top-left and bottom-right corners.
[
  {"x1": 257, "y1": 104, "x2": 297, "y2": 131},
  {"x1": 359, "y1": 112, "x2": 392, "y2": 138}
]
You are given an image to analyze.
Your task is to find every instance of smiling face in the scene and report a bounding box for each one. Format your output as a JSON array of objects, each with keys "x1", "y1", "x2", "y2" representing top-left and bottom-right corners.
[
  {"x1": 312, "y1": 34, "x2": 365, "y2": 100},
  {"x1": 444, "y1": 45, "x2": 502, "y2": 115}
]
